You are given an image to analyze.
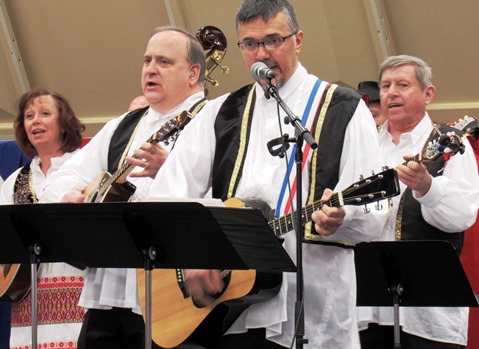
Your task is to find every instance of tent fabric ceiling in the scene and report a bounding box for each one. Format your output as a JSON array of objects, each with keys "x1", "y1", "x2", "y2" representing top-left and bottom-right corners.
[{"x1": 1, "y1": 0, "x2": 478, "y2": 139}]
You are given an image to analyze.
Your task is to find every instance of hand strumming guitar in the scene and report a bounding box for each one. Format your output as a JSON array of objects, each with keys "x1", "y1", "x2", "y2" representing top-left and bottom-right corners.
[
  {"x1": 311, "y1": 188, "x2": 346, "y2": 236},
  {"x1": 183, "y1": 269, "x2": 225, "y2": 308},
  {"x1": 126, "y1": 142, "x2": 168, "y2": 179}
]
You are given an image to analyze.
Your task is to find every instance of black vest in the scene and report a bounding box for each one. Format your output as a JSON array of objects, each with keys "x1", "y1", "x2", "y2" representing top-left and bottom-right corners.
[
  {"x1": 212, "y1": 83, "x2": 361, "y2": 247},
  {"x1": 399, "y1": 125, "x2": 464, "y2": 254},
  {"x1": 108, "y1": 99, "x2": 207, "y2": 173},
  {"x1": 212, "y1": 83, "x2": 359, "y2": 199},
  {"x1": 107, "y1": 107, "x2": 149, "y2": 173}
]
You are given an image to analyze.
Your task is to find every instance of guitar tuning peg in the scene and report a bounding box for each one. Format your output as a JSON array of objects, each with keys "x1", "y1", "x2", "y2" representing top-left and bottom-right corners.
[
  {"x1": 382, "y1": 166, "x2": 389, "y2": 171},
  {"x1": 371, "y1": 170, "x2": 375, "y2": 175},
  {"x1": 359, "y1": 174, "x2": 364, "y2": 181},
  {"x1": 375, "y1": 201, "x2": 383, "y2": 210},
  {"x1": 363, "y1": 204, "x2": 370, "y2": 214}
]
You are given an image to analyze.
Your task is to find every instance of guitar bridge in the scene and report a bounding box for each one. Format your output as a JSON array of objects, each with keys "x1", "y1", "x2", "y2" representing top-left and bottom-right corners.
[{"x1": 176, "y1": 269, "x2": 189, "y2": 298}]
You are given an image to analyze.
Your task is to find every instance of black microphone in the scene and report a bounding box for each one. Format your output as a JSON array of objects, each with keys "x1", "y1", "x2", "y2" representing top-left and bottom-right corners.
[{"x1": 250, "y1": 62, "x2": 276, "y2": 80}]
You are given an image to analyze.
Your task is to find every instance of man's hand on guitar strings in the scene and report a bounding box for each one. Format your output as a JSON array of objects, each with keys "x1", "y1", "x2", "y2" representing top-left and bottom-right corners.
[
  {"x1": 311, "y1": 188, "x2": 345, "y2": 236},
  {"x1": 183, "y1": 269, "x2": 225, "y2": 308},
  {"x1": 397, "y1": 154, "x2": 432, "y2": 197},
  {"x1": 126, "y1": 142, "x2": 168, "y2": 179}
]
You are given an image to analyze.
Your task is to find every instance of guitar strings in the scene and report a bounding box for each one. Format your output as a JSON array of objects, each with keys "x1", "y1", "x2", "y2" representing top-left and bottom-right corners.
[{"x1": 270, "y1": 177, "x2": 384, "y2": 234}]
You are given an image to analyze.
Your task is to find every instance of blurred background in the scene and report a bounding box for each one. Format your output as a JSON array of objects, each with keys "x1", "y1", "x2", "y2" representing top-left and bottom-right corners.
[{"x1": 1, "y1": 0, "x2": 478, "y2": 139}]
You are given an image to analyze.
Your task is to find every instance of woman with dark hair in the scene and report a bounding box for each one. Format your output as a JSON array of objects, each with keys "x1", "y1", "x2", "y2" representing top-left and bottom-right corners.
[{"x1": 0, "y1": 89, "x2": 85, "y2": 349}]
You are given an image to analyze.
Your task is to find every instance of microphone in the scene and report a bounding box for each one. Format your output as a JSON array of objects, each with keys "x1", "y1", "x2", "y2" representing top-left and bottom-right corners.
[{"x1": 250, "y1": 62, "x2": 276, "y2": 80}]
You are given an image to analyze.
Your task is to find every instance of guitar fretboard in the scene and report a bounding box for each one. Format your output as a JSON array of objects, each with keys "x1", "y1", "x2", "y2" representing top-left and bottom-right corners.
[
  {"x1": 267, "y1": 169, "x2": 399, "y2": 238},
  {"x1": 97, "y1": 116, "x2": 185, "y2": 197},
  {"x1": 268, "y1": 196, "x2": 336, "y2": 238}
]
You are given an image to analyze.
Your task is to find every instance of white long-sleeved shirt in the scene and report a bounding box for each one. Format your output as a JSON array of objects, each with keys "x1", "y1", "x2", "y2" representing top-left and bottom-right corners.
[
  {"x1": 1, "y1": 152, "x2": 77, "y2": 204},
  {"x1": 150, "y1": 64, "x2": 387, "y2": 348},
  {"x1": 357, "y1": 114, "x2": 479, "y2": 346},
  {"x1": 40, "y1": 92, "x2": 205, "y2": 314}
]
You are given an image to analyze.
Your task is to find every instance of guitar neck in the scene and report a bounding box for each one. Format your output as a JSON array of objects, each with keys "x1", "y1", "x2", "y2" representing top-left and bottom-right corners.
[
  {"x1": 268, "y1": 195, "x2": 339, "y2": 238},
  {"x1": 400, "y1": 124, "x2": 462, "y2": 166},
  {"x1": 402, "y1": 153, "x2": 422, "y2": 165},
  {"x1": 266, "y1": 168, "x2": 400, "y2": 238},
  {"x1": 106, "y1": 117, "x2": 184, "y2": 185}
]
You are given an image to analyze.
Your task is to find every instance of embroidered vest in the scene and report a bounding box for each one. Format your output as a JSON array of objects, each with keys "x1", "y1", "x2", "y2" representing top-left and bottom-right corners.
[
  {"x1": 397, "y1": 125, "x2": 465, "y2": 254},
  {"x1": 13, "y1": 164, "x2": 37, "y2": 204},
  {"x1": 212, "y1": 83, "x2": 360, "y2": 247}
]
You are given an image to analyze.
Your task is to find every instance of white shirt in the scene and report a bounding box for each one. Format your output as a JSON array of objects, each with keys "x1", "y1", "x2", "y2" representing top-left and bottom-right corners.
[
  {"x1": 357, "y1": 114, "x2": 479, "y2": 345},
  {"x1": 150, "y1": 64, "x2": 387, "y2": 348},
  {"x1": 1, "y1": 151, "x2": 77, "y2": 204},
  {"x1": 40, "y1": 92, "x2": 205, "y2": 314}
]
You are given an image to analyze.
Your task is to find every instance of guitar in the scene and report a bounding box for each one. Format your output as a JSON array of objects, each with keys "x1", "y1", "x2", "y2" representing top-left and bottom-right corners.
[
  {"x1": 0, "y1": 264, "x2": 32, "y2": 303},
  {"x1": 83, "y1": 111, "x2": 193, "y2": 203},
  {"x1": 137, "y1": 168, "x2": 401, "y2": 348}
]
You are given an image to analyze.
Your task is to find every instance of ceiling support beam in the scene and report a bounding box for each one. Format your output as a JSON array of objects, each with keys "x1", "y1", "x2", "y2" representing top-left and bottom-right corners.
[
  {"x1": 163, "y1": 0, "x2": 176, "y2": 27},
  {"x1": 362, "y1": 0, "x2": 395, "y2": 64},
  {"x1": 0, "y1": 0, "x2": 30, "y2": 95}
]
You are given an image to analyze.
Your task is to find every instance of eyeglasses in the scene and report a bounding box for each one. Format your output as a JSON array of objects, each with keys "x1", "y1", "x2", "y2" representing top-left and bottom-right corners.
[{"x1": 237, "y1": 32, "x2": 297, "y2": 52}]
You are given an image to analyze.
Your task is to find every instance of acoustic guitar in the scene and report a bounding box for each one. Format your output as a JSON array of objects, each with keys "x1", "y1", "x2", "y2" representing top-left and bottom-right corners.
[
  {"x1": 137, "y1": 167, "x2": 401, "y2": 348},
  {"x1": 0, "y1": 264, "x2": 32, "y2": 303},
  {"x1": 136, "y1": 116, "x2": 470, "y2": 347}
]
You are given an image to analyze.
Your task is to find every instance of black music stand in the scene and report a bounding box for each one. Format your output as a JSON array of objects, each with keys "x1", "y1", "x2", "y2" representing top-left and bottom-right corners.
[
  {"x1": 0, "y1": 204, "x2": 55, "y2": 349},
  {"x1": 355, "y1": 240, "x2": 478, "y2": 349},
  {"x1": 1, "y1": 202, "x2": 296, "y2": 349}
]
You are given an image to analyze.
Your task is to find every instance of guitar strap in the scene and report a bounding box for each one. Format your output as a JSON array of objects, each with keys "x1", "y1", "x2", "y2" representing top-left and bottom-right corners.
[{"x1": 13, "y1": 164, "x2": 37, "y2": 204}]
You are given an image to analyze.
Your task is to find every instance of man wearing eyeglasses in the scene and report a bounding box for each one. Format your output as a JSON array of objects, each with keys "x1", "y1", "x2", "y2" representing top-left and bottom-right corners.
[{"x1": 149, "y1": 0, "x2": 385, "y2": 348}]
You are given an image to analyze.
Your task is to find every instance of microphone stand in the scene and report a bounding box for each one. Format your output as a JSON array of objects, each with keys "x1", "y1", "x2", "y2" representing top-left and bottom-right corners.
[
  {"x1": 266, "y1": 80, "x2": 317, "y2": 349},
  {"x1": 266, "y1": 83, "x2": 317, "y2": 149}
]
